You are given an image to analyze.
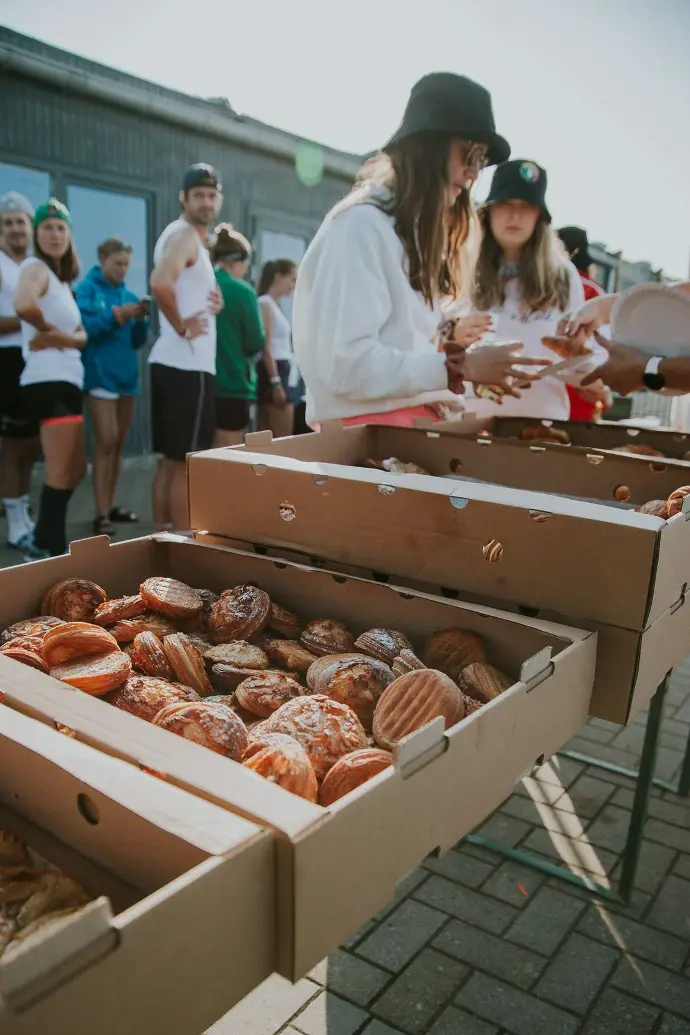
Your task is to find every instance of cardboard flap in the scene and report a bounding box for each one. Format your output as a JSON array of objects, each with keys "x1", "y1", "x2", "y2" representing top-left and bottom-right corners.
[
  {"x1": 519, "y1": 646, "x2": 553, "y2": 688},
  {"x1": 394, "y1": 717, "x2": 447, "y2": 778},
  {"x1": 0, "y1": 898, "x2": 116, "y2": 1011},
  {"x1": 64, "y1": 535, "x2": 113, "y2": 562},
  {"x1": 243, "y1": 430, "x2": 276, "y2": 450}
]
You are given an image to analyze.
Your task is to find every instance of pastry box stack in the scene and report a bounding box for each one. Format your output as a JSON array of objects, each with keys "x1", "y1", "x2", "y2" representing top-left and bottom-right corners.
[
  {"x1": 0, "y1": 701, "x2": 274, "y2": 1035},
  {"x1": 187, "y1": 423, "x2": 690, "y2": 723},
  {"x1": 0, "y1": 533, "x2": 596, "y2": 977}
]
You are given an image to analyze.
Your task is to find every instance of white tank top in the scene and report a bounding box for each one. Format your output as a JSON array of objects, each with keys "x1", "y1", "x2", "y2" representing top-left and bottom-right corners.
[
  {"x1": 148, "y1": 219, "x2": 217, "y2": 374},
  {"x1": 0, "y1": 249, "x2": 23, "y2": 348},
  {"x1": 259, "y1": 294, "x2": 292, "y2": 361},
  {"x1": 19, "y1": 258, "x2": 84, "y2": 389}
]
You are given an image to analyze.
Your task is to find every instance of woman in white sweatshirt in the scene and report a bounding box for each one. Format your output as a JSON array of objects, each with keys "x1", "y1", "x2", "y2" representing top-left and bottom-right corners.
[
  {"x1": 293, "y1": 73, "x2": 547, "y2": 428},
  {"x1": 465, "y1": 159, "x2": 606, "y2": 419}
]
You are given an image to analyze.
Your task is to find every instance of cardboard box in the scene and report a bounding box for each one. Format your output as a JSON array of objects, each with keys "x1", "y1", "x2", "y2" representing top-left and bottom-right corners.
[
  {"x1": 188, "y1": 425, "x2": 690, "y2": 723},
  {"x1": 0, "y1": 706, "x2": 274, "y2": 1035},
  {"x1": 434, "y1": 412, "x2": 690, "y2": 462},
  {"x1": 0, "y1": 534, "x2": 595, "y2": 975}
]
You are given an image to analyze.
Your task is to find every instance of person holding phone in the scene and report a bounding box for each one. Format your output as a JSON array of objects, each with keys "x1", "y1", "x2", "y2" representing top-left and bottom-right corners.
[{"x1": 76, "y1": 237, "x2": 149, "y2": 535}]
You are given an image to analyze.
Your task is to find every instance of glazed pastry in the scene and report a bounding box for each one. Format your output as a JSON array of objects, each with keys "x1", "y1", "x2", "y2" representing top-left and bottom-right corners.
[
  {"x1": 300, "y1": 619, "x2": 356, "y2": 657},
  {"x1": 93, "y1": 594, "x2": 148, "y2": 626},
  {"x1": 162, "y1": 634, "x2": 213, "y2": 697},
  {"x1": 204, "y1": 641, "x2": 269, "y2": 669},
  {"x1": 265, "y1": 638, "x2": 318, "y2": 675},
  {"x1": 41, "y1": 622, "x2": 120, "y2": 667},
  {"x1": 0, "y1": 634, "x2": 44, "y2": 655},
  {"x1": 268, "y1": 602, "x2": 302, "y2": 638},
  {"x1": 152, "y1": 700, "x2": 248, "y2": 761},
  {"x1": 51, "y1": 650, "x2": 131, "y2": 695},
  {"x1": 242, "y1": 731, "x2": 302, "y2": 761},
  {"x1": 457, "y1": 662, "x2": 513, "y2": 704},
  {"x1": 666, "y1": 485, "x2": 690, "y2": 517},
  {"x1": 41, "y1": 579, "x2": 108, "y2": 623},
  {"x1": 373, "y1": 669, "x2": 464, "y2": 751},
  {"x1": 0, "y1": 616, "x2": 63, "y2": 646},
  {"x1": 391, "y1": 650, "x2": 426, "y2": 678},
  {"x1": 260, "y1": 694, "x2": 367, "y2": 779},
  {"x1": 8, "y1": 907, "x2": 82, "y2": 949},
  {"x1": 637, "y1": 499, "x2": 669, "y2": 517},
  {"x1": 109, "y1": 613, "x2": 177, "y2": 643},
  {"x1": 107, "y1": 675, "x2": 201, "y2": 722},
  {"x1": 0, "y1": 830, "x2": 30, "y2": 866},
  {"x1": 15, "y1": 873, "x2": 90, "y2": 930},
  {"x1": 541, "y1": 334, "x2": 591, "y2": 359},
  {"x1": 309, "y1": 655, "x2": 394, "y2": 727},
  {"x1": 306, "y1": 653, "x2": 371, "y2": 691},
  {"x1": 422, "y1": 628, "x2": 486, "y2": 681},
  {"x1": 211, "y1": 663, "x2": 266, "y2": 692},
  {"x1": 130, "y1": 631, "x2": 174, "y2": 679},
  {"x1": 0, "y1": 647, "x2": 49, "y2": 674},
  {"x1": 354, "y1": 628, "x2": 413, "y2": 665},
  {"x1": 319, "y1": 748, "x2": 393, "y2": 806},
  {"x1": 243, "y1": 740, "x2": 318, "y2": 802},
  {"x1": 209, "y1": 585, "x2": 271, "y2": 643},
  {"x1": 234, "y1": 671, "x2": 303, "y2": 718},
  {"x1": 140, "y1": 577, "x2": 203, "y2": 619},
  {"x1": 611, "y1": 443, "x2": 666, "y2": 458}
]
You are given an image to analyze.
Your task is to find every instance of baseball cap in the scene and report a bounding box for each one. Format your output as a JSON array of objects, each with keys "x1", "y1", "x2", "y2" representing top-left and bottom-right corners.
[
  {"x1": 182, "y1": 163, "x2": 222, "y2": 192},
  {"x1": 34, "y1": 198, "x2": 72, "y2": 227},
  {"x1": 0, "y1": 192, "x2": 35, "y2": 219}
]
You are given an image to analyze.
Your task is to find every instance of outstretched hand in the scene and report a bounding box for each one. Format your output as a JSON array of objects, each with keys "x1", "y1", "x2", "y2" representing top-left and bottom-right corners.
[{"x1": 580, "y1": 332, "x2": 647, "y2": 395}]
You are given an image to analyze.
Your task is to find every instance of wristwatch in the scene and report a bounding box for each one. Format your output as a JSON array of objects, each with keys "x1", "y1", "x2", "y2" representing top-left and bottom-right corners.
[{"x1": 642, "y1": 356, "x2": 666, "y2": 392}]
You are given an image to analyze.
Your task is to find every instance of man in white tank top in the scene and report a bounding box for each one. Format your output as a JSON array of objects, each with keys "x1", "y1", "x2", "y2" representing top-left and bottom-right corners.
[
  {"x1": 0, "y1": 192, "x2": 40, "y2": 550},
  {"x1": 148, "y1": 164, "x2": 224, "y2": 533}
]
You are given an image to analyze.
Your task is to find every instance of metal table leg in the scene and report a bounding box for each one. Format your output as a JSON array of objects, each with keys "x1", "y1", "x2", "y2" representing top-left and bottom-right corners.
[{"x1": 464, "y1": 676, "x2": 670, "y2": 904}]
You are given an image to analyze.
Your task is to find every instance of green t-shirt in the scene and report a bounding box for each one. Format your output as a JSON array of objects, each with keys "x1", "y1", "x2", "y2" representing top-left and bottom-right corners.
[{"x1": 214, "y1": 268, "x2": 265, "y2": 399}]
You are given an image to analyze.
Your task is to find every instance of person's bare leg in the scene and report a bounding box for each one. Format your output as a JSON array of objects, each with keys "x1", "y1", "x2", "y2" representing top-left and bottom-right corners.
[
  {"x1": 213, "y1": 428, "x2": 245, "y2": 448},
  {"x1": 267, "y1": 403, "x2": 295, "y2": 439},
  {"x1": 86, "y1": 396, "x2": 118, "y2": 519},
  {"x1": 169, "y1": 461, "x2": 190, "y2": 531},
  {"x1": 0, "y1": 435, "x2": 40, "y2": 498},
  {"x1": 152, "y1": 458, "x2": 175, "y2": 528},
  {"x1": 111, "y1": 396, "x2": 135, "y2": 512}
]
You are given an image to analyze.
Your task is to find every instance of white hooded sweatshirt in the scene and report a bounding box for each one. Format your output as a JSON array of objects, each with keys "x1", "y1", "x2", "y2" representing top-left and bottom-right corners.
[{"x1": 292, "y1": 184, "x2": 461, "y2": 425}]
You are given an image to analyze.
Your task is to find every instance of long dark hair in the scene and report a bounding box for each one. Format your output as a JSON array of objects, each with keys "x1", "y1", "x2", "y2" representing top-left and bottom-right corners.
[
  {"x1": 354, "y1": 132, "x2": 477, "y2": 306},
  {"x1": 473, "y1": 207, "x2": 570, "y2": 315},
  {"x1": 34, "y1": 227, "x2": 80, "y2": 284},
  {"x1": 257, "y1": 259, "x2": 296, "y2": 296}
]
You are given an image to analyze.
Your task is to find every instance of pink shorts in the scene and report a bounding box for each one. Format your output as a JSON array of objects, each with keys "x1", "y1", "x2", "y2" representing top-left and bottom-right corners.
[{"x1": 313, "y1": 405, "x2": 440, "y2": 431}]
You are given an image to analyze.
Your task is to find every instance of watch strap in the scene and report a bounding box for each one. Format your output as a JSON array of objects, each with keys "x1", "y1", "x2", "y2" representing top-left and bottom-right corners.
[{"x1": 643, "y1": 356, "x2": 665, "y2": 391}]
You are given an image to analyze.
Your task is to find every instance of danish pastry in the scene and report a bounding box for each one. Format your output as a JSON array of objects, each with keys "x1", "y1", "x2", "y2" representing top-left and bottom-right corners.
[
  {"x1": 354, "y1": 628, "x2": 413, "y2": 665},
  {"x1": 208, "y1": 585, "x2": 271, "y2": 643},
  {"x1": 234, "y1": 671, "x2": 303, "y2": 718},
  {"x1": 93, "y1": 594, "x2": 148, "y2": 626},
  {"x1": 309, "y1": 655, "x2": 394, "y2": 727},
  {"x1": 140, "y1": 577, "x2": 203, "y2": 619},
  {"x1": 108, "y1": 675, "x2": 201, "y2": 722},
  {"x1": 265, "y1": 638, "x2": 318, "y2": 674},
  {"x1": 109, "y1": 613, "x2": 177, "y2": 642},
  {"x1": 261, "y1": 695, "x2": 367, "y2": 779},
  {"x1": 319, "y1": 748, "x2": 393, "y2": 806},
  {"x1": 0, "y1": 616, "x2": 63, "y2": 646},
  {"x1": 42, "y1": 622, "x2": 120, "y2": 667},
  {"x1": 423, "y1": 628, "x2": 486, "y2": 681},
  {"x1": 152, "y1": 700, "x2": 248, "y2": 760},
  {"x1": 243, "y1": 740, "x2": 318, "y2": 802},
  {"x1": 162, "y1": 634, "x2": 213, "y2": 697},
  {"x1": 130, "y1": 631, "x2": 174, "y2": 680},
  {"x1": 268, "y1": 602, "x2": 302, "y2": 638},
  {"x1": 300, "y1": 619, "x2": 356, "y2": 657},
  {"x1": 41, "y1": 579, "x2": 107, "y2": 623},
  {"x1": 457, "y1": 662, "x2": 513, "y2": 704},
  {"x1": 373, "y1": 669, "x2": 464, "y2": 751},
  {"x1": 204, "y1": 641, "x2": 269, "y2": 669},
  {"x1": 50, "y1": 650, "x2": 132, "y2": 695}
]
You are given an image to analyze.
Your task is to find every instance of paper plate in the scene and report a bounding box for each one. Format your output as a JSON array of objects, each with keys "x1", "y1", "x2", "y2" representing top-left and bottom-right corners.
[{"x1": 611, "y1": 282, "x2": 690, "y2": 357}]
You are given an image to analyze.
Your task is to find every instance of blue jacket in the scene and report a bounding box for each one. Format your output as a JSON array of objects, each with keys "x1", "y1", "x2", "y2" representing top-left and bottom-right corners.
[{"x1": 76, "y1": 266, "x2": 149, "y2": 395}]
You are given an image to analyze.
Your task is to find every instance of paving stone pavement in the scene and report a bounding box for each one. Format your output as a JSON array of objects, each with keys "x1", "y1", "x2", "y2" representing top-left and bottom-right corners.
[{"x1": 4, "y1": 461, "x2": 689, "y2": 1035}]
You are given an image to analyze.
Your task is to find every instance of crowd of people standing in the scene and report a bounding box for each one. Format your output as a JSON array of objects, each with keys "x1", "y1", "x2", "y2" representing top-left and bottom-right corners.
[{"x1": 3, "y1": 68, "x2": 687, "y2": 560}]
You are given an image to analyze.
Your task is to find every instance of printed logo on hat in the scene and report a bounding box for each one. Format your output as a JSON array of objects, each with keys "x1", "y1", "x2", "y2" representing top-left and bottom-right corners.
[{"x1": 519, "y1": 161, "x2": 540, "y2": 184}]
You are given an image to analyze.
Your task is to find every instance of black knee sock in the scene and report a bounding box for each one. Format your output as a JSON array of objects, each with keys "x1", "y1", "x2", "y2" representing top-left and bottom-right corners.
[{"x1": 34, "y1": 485, "x2": 74, "y2": 556}]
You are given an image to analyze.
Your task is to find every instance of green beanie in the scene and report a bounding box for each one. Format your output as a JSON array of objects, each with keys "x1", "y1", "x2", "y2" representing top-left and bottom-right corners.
[{"x1": 34, "y1": 198, "x2": 72, "y2": 228}]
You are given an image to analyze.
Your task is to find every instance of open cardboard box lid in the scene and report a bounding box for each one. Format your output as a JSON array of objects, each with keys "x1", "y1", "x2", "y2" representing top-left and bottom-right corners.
[
  {"x1": 0, "y1": 533, "x2": 596, "y2": 975},
  {"x1": 188, "y1": 423, "x2": 690, "y2": 633},
  {"x1": 433, "y1": 412, "x2": 690, "y2": 462},
  {"x1": 0, "y1": 705, "x2": 274, "y2": 1035}
]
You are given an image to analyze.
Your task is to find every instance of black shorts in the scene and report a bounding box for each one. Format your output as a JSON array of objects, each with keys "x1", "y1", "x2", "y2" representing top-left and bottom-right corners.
[
  {"x1": 215, "y1": 396, "x2": 250, "y2": 432},
  {"x1": 257, "y1": 359, "x2": 300, "y2": 405},
  {"x1": 22, "y1": 381, "x2": 84, "y2": 426},
  {"x1": 0, "y1": 347, "x2": 39, "y2": 438},
  {"x1": 150, "y1": 363, "x2": 215, "y2": 462}
]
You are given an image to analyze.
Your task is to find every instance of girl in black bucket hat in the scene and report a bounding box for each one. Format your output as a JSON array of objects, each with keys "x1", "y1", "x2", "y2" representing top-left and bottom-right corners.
[
  {"x1": 292, "y1": 74, "x2": 547, "y2": 428},
  {"x1": 466, "y1": 159, "x2": 607, "y2": 419}
]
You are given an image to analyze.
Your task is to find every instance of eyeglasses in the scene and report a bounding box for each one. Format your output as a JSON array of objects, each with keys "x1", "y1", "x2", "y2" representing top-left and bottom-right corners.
[{"x1": 462, "y1": 142, "x2": 490, "y2": 175}]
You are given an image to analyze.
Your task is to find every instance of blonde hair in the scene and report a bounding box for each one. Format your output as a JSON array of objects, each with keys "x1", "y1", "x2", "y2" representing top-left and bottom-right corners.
[
  {"x1": 355, "y1": 133, "x2": 479, "y2": 307},
  {"x1": 473, "y1": 209, "x2": 571, "y2": 314}
]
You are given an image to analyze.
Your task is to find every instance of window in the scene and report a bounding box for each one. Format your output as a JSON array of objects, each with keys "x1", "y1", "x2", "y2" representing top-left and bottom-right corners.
[
  {"x1": 0, "y1": 162, "x2": 51, "y2": 210},
  {"x1": 258, "y1": 230, "x2": 307, "y2": 321},
  {"x1": 67, "y1": 184, "x2": 149, "y2": 297}
]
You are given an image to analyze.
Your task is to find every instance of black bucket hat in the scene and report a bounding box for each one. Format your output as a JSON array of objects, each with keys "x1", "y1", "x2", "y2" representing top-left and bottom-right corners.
[
  {"x1": 384, "y1": 72, "x2": 510, "y2": 167},
  {"x1": 482, "y1": 159, "x2": 550, "y2": 221},
  {"x1": 557, "y1": 226, "x2": 593, "y2": 270}
]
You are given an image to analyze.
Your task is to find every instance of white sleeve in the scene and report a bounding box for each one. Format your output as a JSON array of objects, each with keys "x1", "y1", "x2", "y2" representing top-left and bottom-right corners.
[
  {"x1": 561, "y1": 263, "x2": 608, "y2": 386},
  {"x1": 295, "y1": 208, "x2": 447, "y2": 402}
]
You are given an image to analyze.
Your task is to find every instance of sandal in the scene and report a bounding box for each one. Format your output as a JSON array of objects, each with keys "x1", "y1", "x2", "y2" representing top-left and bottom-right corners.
[
  {"x1": 109, "y1": 506, "x2": 138, "y2": 523},
  {"x1": 94, "y1": 515, "x2": 115, "y2": 535}
]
